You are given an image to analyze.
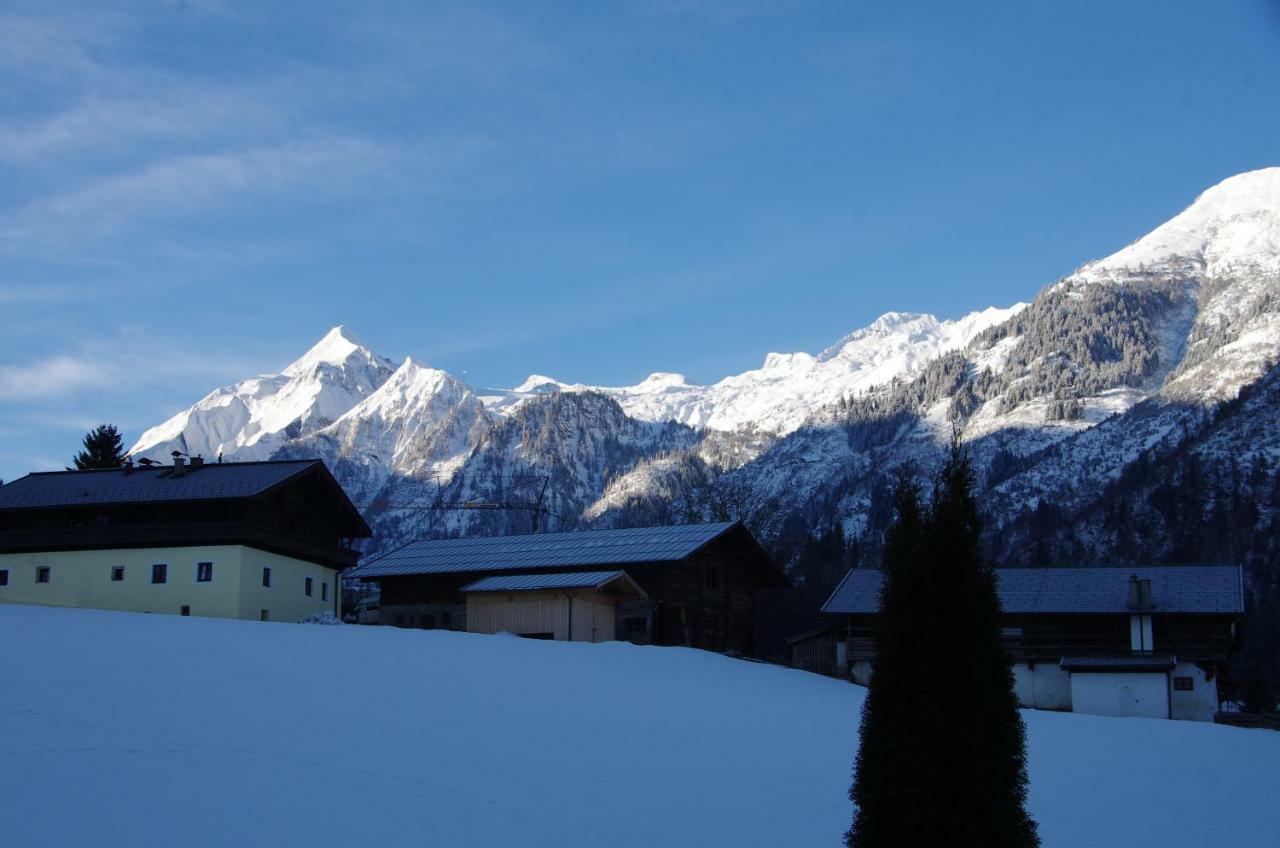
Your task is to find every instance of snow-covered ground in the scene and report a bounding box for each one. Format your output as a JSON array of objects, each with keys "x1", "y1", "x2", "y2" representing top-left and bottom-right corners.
[{"x1": 2, "y1": 605, "x2": 1276, "y2": 848}]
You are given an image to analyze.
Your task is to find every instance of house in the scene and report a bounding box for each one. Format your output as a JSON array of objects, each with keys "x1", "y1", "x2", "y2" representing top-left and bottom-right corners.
[
  {"x1": 344, "y1": 521, "x2": 786, "y2": 655},
  {"x1": 816, "y1": 565, "x2": 1243, "y2": 721},
  {"x1": 0, "y1": 457, "x2": 371, "y2": 622}
]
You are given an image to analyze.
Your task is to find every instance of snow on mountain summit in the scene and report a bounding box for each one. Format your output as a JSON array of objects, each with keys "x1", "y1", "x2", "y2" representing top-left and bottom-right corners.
[
  {"x1": 1078, "y1": 166, "x2": 1280, "y2": 281},
  {"x1": 506, "y1": 304, "x2": 1026, "y2": 435},
  {"x1": 129, "y1": 327, "x2": 395, "y2": 463}
]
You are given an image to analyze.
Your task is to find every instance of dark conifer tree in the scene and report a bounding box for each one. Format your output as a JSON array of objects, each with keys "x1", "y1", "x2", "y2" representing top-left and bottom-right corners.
[
  {"x1": 71, "y1": 424, "x2": 127, "y2": 470},
  {"x1": 847, "y1": 444, "x2": 1038, "y2": 848}
]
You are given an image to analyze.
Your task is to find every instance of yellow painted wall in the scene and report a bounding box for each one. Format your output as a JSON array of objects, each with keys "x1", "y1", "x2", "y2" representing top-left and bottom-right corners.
[{"x1": 0, "y1": 545, "x2": 339, "y2": 622}]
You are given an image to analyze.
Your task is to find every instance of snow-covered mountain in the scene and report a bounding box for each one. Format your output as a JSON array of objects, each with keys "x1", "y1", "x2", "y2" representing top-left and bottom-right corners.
[
  {"x1": 127, "y1": 167, "x2": 1280, "y2": 576},
  {"x1": 501, "y1": 305, "x2": 1025, "y2": 435},
  {"x1": 272, "y1": 357, "x2": 491, "y2": 509},
  {"x1": 130, "y1": 326, "x2": 395, "y2": 462},
  {"x1": 691, "y1": 166, "x2": 1280, "y2": 565}
]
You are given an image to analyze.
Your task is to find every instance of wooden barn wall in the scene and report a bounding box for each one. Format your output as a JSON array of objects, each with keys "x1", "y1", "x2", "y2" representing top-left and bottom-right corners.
[
  {"x1": 368, "y1": 532, "x2": 779, "y2": 655},
  {"x1": 466, "y1": 590, "x2": 616, "y2": 642}
]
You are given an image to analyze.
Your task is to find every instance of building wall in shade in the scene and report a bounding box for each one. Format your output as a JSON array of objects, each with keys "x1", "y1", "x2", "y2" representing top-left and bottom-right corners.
[{"x1": 0, "y1": 545, "x2": 338, "y2": 622}]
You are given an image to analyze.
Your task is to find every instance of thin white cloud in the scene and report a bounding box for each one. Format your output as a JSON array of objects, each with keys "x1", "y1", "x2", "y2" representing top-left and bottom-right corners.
[
  {"x1": 0, "y1": 137, "x2": 394, "y2": 248},
  {"x1": 0, "y1": 87, "x2": 281, "y2": 162},
  {"x1": 0, "y1": 356, "x2": 107, "y2": 399}
]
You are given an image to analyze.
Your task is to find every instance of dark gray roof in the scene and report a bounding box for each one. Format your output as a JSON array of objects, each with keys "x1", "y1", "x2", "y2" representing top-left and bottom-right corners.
[
  {"x1": 1060, "y1": 655, "x2": 1177, "y2": 672},
  {"x1": 0, "y1": 461, "x2": 322, "y2": 509},
  {"x1": 347, "y1": 522, "x2": 738, "y2": 578},
  {"x1": 822, "y1": 566, "x2": 1244, "y2": 616},
  {"x1": 460, "y1": 570, "x2": 642, "y2": 594}
]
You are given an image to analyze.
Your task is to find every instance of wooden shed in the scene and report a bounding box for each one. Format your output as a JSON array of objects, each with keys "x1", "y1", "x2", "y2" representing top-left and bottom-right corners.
[
  {"x1": 460, "y1": 570, "x2": 647, "y2": 642},
  {"x1": 344, "y1": 521, "x2": 787, "y2": 656}
]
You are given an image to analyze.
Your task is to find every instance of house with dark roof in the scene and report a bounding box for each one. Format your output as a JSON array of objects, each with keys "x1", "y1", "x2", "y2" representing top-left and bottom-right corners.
[
  {"x1": 345, "y1": 522, "x2": 786, "y2": 655},
  {"x1": 806, "y1": 565, "x2": 1243, "y2": 721},
  {"x1": 0, "y1": 457, "x2": 370, "y2": 622}
]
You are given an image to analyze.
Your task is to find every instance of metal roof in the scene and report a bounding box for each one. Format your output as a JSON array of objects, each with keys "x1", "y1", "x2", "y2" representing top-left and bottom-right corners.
[
  {"x1": 460, "y1": 570, "x2": 643, "y2": 594},
  {"x1": 347, "y1": 522, "x2": 739, "y2": 578},
  {"x1": 1060, "y1": 655, "x2": 1177, "y2": 672},
  {"x1": 822, "y1": 565, "x2": 1244, "y2": 616},
  {"x1": 0, "y1": 460, "x2": 324, "y2": 509}
]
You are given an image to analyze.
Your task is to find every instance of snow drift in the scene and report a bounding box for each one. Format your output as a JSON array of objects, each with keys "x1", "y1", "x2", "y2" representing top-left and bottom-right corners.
[{"x1": 1, "y1": 605, "x2": 1276, "y2": 847}]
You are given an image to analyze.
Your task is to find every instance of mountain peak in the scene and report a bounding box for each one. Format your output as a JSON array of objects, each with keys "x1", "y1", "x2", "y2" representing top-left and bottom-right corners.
[
  {"x1": 284, "y1": 326, "x2": 371, "y2": 375},
  {"x1": 1079, "y1": 166, "x2": 1280, "y2": 280},
  {"x1": 514, "y1": 374, "x2": 565, "y2": 393}
]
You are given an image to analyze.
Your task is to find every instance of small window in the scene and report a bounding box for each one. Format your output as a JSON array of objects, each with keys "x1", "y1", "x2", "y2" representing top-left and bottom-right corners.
[
  {"x1": 704, "y1": 564, "x2": 720, "y2": 591},
  {"x1": 262, "y1": 567, "x2": 271, "y2": 588},
  {"x1": 441, "y1": 611, "x2": 452, "y2": 628},
  {"x1": 36, "y1": 565, "x2": 51, "y2": 584},
  {"x1": 180, "y1": 605, "x2": 191, "y2": 617},
  {"x1": 151, "y1": 563, "x2": 167, "y2": 584},
  {"x1": 260, "y1": 609, "x2": 270, "y2": 622},
  {"x1": 321, "y1": 582, "x2": 328, "y2": 601},
  {"x1": 1174, "y1": 676, "x2": 1194, "y2": 691},
  {"x1": 0, "y1": 569, "x2": 9, "y2": 586},
  {"x1": 305, "y1": 577, "x2": 313, "y2": 597},
  {"x1": 111, "y1": 566, "x2": 125, "y2": 582},
  {"x1": 422, "y1": 614, "x2": 436, "y2": 629},
  {"x1": 196, "y1": 562, "x2": 213, "y2": 583}
]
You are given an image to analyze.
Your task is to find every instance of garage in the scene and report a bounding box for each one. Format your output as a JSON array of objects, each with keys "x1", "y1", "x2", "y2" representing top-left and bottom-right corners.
[{"x1": 1062, "y1": 655, "x2": 1175, "y2": 719}]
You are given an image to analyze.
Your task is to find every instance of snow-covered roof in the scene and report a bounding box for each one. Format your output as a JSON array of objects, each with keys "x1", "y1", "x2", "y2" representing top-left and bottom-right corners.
[
  {"x1": 822, "y1": 565, "x2": 1244, "y2": 616},
  {"x1": 460, "y1": 570, "x2": 646, "y2": 596},
  {"x1": 348, "y1": 522, "x2": 741, "y2": 578},
  {"x1": 0, "y1": 460, "x2": 325, "y2": 509}
]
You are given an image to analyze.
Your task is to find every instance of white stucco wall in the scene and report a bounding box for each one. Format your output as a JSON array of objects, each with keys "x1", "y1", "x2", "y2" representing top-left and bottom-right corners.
[
  {"x1": 1012, "y1": 662, "x2": 1073, "y2": 710},
  {"x1": 0, "y1": 545, "x2": 339, "y2": 622},
  {"x1": 1070, "y1": 672, "x2": 1169, "y2": 719},
  {"x1": 1170, "y1": 661, "x2": 1219, "y2": 722},
  {"x1": 236, "y1": 548, "x2": 340, "y2": 623},
  {"x1": 0, "y1": 545, "x2": 245, "y2": 618}
]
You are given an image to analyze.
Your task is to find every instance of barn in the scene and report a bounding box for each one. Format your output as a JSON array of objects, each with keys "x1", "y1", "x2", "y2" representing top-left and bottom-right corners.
[
  {"x1": 816, "y1": 565, "x2": 1243, "y2": 721},
  {"x1": 345, "y1": 522, "x2": 786, "y2": 656}
]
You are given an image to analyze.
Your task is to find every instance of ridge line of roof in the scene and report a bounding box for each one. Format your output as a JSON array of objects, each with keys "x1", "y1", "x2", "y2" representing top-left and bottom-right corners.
[{"x1": 19, "y1": 458, "x2": 322, "y2": 478}]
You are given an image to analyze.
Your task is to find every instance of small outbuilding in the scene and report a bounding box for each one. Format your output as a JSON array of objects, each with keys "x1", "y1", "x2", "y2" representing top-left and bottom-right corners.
[{"x1": 461, "y1": 570, "x2": 647, "y2": 642}]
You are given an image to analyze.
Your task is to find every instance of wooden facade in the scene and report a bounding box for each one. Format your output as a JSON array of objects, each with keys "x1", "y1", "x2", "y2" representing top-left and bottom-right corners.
[{"x1": 362, "y1": 523, "x2": 785, "y2": 657}]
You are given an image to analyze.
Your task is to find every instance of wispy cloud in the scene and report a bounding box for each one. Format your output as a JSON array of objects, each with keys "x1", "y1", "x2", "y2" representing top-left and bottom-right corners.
[
  {"x1": 0, "y1": 355, "x2": 107, "y2": 399},
  {"x1": 0, "y1": 137, "x2": 394, "y2": 248},
  {"x1": 0, "y1": 87, "x2": 282, "y2": 162}
]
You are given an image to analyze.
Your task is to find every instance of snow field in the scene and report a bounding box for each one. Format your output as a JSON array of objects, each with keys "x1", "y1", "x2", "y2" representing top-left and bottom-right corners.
[{"x1": 1, "y1": 604, "x2": 1276, "y2": 847}]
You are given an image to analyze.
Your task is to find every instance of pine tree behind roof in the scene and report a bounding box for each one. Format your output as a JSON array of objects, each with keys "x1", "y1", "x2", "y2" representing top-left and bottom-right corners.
[{"x1": 71, "y1": 424, "x2": 126, "y2": 471}]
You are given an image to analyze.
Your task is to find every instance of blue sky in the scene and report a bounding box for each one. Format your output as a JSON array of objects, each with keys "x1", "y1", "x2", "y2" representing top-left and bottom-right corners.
[{"x1": 1, "y1": 0, "x2": 1279, "y2": 480}]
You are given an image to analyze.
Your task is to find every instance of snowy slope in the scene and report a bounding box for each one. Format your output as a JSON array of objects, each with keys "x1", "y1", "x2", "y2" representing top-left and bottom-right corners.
[
  {"x1": 2, "y1": 604, "x2": 1277, "y2": 848},
  {"x1": 272, "y1": 357, "x2": 491, "y2": 509},
  {"x1": 506, "y1": 305, "x2": 1025, "y2": 435},
  {"x1": 1077, "y1": 167, "x2": 1280, "y2": 283},
  {"x1": 129, "y1": 326, "x2": 395, "y2": 462}
]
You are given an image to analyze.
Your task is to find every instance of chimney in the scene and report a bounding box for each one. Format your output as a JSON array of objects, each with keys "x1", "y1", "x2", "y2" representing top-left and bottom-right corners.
[
  {"x1": 122, "y1": 457, "x2": 134, "y2": 476},
  {"x1": 1128, "y1": 574, "x2": 1153, "y2": 610},
  {"x1": 190, "y1": 455, "x2": 204, "y2": 468}
]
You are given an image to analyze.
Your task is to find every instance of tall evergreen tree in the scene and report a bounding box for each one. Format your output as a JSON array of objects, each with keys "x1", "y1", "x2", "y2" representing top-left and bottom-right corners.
[
  {"x1": 71, "y1": 424, "x2": 126, "y2": 470},
  {"x1": 847, "y1": 445, "x2": 1038, "y2": 848}
]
